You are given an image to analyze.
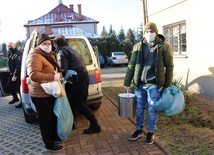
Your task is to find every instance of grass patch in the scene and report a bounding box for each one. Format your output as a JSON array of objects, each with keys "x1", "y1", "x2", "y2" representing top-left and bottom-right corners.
[{"x1": 102, "y1": 80, "x2": 214, "y2": 154}]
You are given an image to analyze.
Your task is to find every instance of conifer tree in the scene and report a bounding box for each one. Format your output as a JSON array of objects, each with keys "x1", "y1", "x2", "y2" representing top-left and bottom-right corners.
[
  {"x1": 126, "y1": 28, "x2": 136, "y2": 44},
  {"x1": 117, "y1": 27, "x2": 125, "y2": 43},
  {"x1": 100, "y1": 26, "x2": 108, "y2": 38}
]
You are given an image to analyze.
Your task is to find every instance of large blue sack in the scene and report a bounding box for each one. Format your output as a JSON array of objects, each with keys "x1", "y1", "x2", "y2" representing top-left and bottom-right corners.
[
  {"x1": 153, "y1": 85, "x2": 185, "y2": 116},
  {"x1": 163, "y1": 86, "x2": 185, "y2": 116},
  {"x1": 153, "y1": 87, "x2": 173, "y2": 111},
  {"x1": 54, "y1": 82, "x2": 73, "y2": 140}
]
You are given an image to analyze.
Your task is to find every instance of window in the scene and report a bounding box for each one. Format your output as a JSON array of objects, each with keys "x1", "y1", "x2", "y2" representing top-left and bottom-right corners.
[
  {"x1": 164, "y1": 21, "x2": 186, "y2": 56},
  {"x1": 67, "y1": 38, "x2": 93, "y2": 65}
]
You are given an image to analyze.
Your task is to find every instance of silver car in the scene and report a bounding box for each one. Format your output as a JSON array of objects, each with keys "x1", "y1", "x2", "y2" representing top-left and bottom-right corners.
[{"x1": 106, "y1": 52, "x2": 128, "y2": 67}]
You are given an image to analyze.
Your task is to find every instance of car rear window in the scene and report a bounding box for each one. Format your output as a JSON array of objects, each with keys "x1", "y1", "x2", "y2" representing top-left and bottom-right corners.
[
  {"x1": 114, "y1": 52, "x2": 126, "y2": 56},
  {"x1": 67, "y1": 38, "x2": 93, "y2": 65}
]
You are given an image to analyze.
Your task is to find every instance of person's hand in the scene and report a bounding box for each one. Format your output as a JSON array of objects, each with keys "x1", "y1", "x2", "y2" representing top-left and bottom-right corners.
[
  {"x1": 158, "y1": 86, "x2": 163, "y2": 93},
  {"x1": 60, "y1": 78, "x2": 64, "y2": 82},
  {"x1": 54, "y1": 71, "x2": 60, "y2": 81},
  {"x1": 124, "y1": 86, "x2": 130, "y2": 90},
  {"x1": 12, "y1": 76, "x2": 17, "y2": 81},
  {"x1": 26, "y1": 77, "x2": 31, "y2": 85}
]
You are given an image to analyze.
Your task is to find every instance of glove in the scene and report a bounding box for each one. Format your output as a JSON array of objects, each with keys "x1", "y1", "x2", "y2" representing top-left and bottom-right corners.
[
  {"x1": 54, "y1": 71, "x2": 60, "y2": 81},
  {"x1": 64, "y1": 70, "x2": 77, "y2": 81}
]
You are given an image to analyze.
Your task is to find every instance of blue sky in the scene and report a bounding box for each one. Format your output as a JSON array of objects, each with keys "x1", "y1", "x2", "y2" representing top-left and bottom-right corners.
[{"x1": 0, "y1": 0, "x2": 143, "y2": 43}]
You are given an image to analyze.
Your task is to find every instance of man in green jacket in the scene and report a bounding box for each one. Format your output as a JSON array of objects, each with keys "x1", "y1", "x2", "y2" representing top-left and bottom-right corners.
[{"x1": 124, "y1": 22, "x2": 174, "y2": 145}]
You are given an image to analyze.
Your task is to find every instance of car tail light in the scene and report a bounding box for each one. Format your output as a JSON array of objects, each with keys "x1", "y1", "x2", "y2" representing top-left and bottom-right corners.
[
  {"x1": 126, "y1": 56, "x2": 128, "y2": 59},
  {"x1": 21, "y1": 77, "x2": 29, "y2": 93},
  {"x1": 94, "y1": 68, "x2": 101, "y2": 83},
  {"x1": 113, "y1": 57, "x2": 116, "y2": 59}
]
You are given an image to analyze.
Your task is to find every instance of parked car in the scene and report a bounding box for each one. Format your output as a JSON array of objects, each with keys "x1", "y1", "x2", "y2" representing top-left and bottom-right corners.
[
  {"x1": 18, "y1": 30, "x2": 103, "y2": 123},
  {"x1": 99, "y1": 54, "x2": 105, "y2": 68},
  {"x1": 106, "y1": 52, "x2": 128, "y2": 67}
]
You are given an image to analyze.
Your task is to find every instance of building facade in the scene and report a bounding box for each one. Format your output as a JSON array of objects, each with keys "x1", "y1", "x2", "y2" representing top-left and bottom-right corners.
[
  {"x1": 147, "y1": 0, "x2": 214, "y2": 97},
  {"x1": 24, "y1": 1, "x2": 99, "y2": 38}
]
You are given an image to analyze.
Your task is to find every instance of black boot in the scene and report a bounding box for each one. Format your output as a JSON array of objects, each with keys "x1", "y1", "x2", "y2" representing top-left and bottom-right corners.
[
  {"x1": 83, "y1": 124, "x2": 101, "y2": 134},
  {"x1": 15, "y1": 103, "x2": 22, "y2": 108},
  {"x1": 72, "y1": 122, "x2": 76, "y2": 130},
  {"x1": 9, "y1": 97, "x2": 19, "y2": 104}
]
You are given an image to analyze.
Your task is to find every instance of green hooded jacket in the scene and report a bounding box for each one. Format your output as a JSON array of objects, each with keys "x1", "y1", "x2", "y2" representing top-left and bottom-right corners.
[{"x1": 124, "y1": 36, "x2": 174, "y2": 90}]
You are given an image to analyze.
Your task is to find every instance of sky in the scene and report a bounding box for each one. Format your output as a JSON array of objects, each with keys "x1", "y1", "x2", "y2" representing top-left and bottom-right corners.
[
  {"x1": 0, "y1": 0, "x2": 181, "y2": 43},
  {"x1": 0, "y1": 0, "x2": 143, "y2": 43}
]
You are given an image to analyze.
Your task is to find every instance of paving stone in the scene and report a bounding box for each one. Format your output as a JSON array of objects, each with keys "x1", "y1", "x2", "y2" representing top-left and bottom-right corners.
[{"x1": 0, "y1": 95, "x2": 169, "y2": 155}]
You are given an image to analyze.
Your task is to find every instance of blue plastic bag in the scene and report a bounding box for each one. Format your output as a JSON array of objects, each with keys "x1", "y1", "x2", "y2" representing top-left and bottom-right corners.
[
  {"x1": 153, "y1": 87, "x2": 173, "y2": 111},
  {"x1": 163, "y1": 86, "x2": 185, "y2": 116},
  {"x1": 153, "y1": 85, "x2": 185, "y2": 116},
  {"x1": 54, "y1": 82, "x2": 73, "y2": 140}
]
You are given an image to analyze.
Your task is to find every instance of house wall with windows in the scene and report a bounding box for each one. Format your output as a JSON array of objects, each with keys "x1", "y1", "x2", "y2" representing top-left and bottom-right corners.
[
  {"x1": 24, "y1": 3, "x2": 99, "y2": 38},
  {"x1": 147, "y1": 0, "x2": 214, "y2": 97}
]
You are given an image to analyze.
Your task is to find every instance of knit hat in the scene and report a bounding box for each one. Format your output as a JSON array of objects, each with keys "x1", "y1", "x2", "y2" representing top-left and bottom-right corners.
[
  {"x1": 36, "y1": 33, "x2": 51, "y2": 46},
  {"x1": 144, "y1": 22, "x2": 158, "y2": 34}
]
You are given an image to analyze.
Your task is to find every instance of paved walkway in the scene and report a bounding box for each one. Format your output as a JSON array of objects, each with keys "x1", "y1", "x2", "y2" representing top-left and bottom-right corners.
[{"x1": 0, "y1": 94, "x2": 170, "y2": 155}]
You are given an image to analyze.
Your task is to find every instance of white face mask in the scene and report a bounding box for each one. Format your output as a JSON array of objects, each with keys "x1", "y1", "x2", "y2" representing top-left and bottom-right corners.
[
  {"x1": 39, "y1": 45, "x2": 52, "y2": 53},
  {"x1": 144, "y1": 32, "x2": 156, "y2": 43}
]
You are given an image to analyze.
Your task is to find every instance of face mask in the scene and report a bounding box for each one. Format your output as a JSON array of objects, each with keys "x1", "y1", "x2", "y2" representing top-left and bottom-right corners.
[
  {"x1": 39, "y1": 45, "x2": 52, "y2": 53},
  {"x1": 144, "y1": 32, "x2": 156, "y2": 43},
  {"x1": 8, "y1": 48, "x2": 13, "y2": 51}
]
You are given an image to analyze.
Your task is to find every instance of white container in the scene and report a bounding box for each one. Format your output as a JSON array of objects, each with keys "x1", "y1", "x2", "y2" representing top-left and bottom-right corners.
[{"x1": 118, "y1": 93, "x2": 136, "y2": 118}]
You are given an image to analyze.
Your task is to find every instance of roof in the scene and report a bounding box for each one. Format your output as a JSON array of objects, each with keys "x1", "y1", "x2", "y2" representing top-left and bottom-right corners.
[
  {"x1": 51, "y1": 26, "x2": 100, "y2": 38},
  {"x1": 24, "y1": 4, "x2": 99, "y2": 26}
]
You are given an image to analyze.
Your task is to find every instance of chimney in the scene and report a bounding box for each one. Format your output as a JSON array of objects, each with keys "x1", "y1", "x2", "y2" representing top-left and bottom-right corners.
[
  {"x1": 57, "y1": 8, "x2": 62, "y2": 22},
  {"x1": 77, "y1": 4, "x2": 82, "y2": 21},
  {"x1": 69, "y1": 4, "x2": 74, "y2": 12},
  {"x1": 45, "y1": 26, "x2": 52, "y2": 35}
]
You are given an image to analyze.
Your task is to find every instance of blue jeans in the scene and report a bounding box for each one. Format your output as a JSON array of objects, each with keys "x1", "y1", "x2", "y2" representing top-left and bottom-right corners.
[{"x1": 135, "y1": 85, "x2": 160, "y2": 133}]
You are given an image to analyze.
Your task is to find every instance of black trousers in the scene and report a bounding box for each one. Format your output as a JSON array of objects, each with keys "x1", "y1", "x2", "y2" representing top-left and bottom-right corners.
[
  {"x1": 6, "y1": 74, "x2": 20, "y2": 99},
  {"x1": 65, "y1": 72, "x2": 98, "y2": 126},
  {"x1": 31, "y1": 96, "x2": 58, "y2": 149}
]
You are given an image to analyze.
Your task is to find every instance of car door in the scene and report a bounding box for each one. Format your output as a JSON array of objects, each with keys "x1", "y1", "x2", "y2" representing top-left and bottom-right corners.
[
  {"x1": 20, "y1": 29, "x2": 38, "y2": 123},
  {"x1": 0, "y1": 70, "x2": 10, "y2": 97},
  {"x1": 0, "y1": 46, "x2": 18, "y2": 97},
  {"x1": 0, "y1": 29, "x2": 38, "y2": 98}
]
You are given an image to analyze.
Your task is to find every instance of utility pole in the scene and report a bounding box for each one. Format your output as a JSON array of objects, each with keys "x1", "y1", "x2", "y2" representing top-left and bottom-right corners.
[
  {"x1": 0, "y1": 21, "x2": 1, "y2": 32},
  {"x1": 142, "y1": 0, "x2": 148, "y2": 25}
]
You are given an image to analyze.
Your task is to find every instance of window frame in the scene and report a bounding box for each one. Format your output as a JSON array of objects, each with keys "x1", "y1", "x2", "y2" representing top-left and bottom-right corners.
[{"x1": 163, "y1": 21, "x2": 187, "y2": 58}]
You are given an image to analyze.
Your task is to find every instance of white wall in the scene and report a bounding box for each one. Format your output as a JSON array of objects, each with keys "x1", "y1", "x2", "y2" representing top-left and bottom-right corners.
[
  {"x1": 74, "y1": 23, "x2": 98, "y2": 34},
  {"x1": 186, "y1": 0, "x2": 214, "y2": 96},
  {"x1": 147, "y1": 0, "x2": 214, "y2": 97}
]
